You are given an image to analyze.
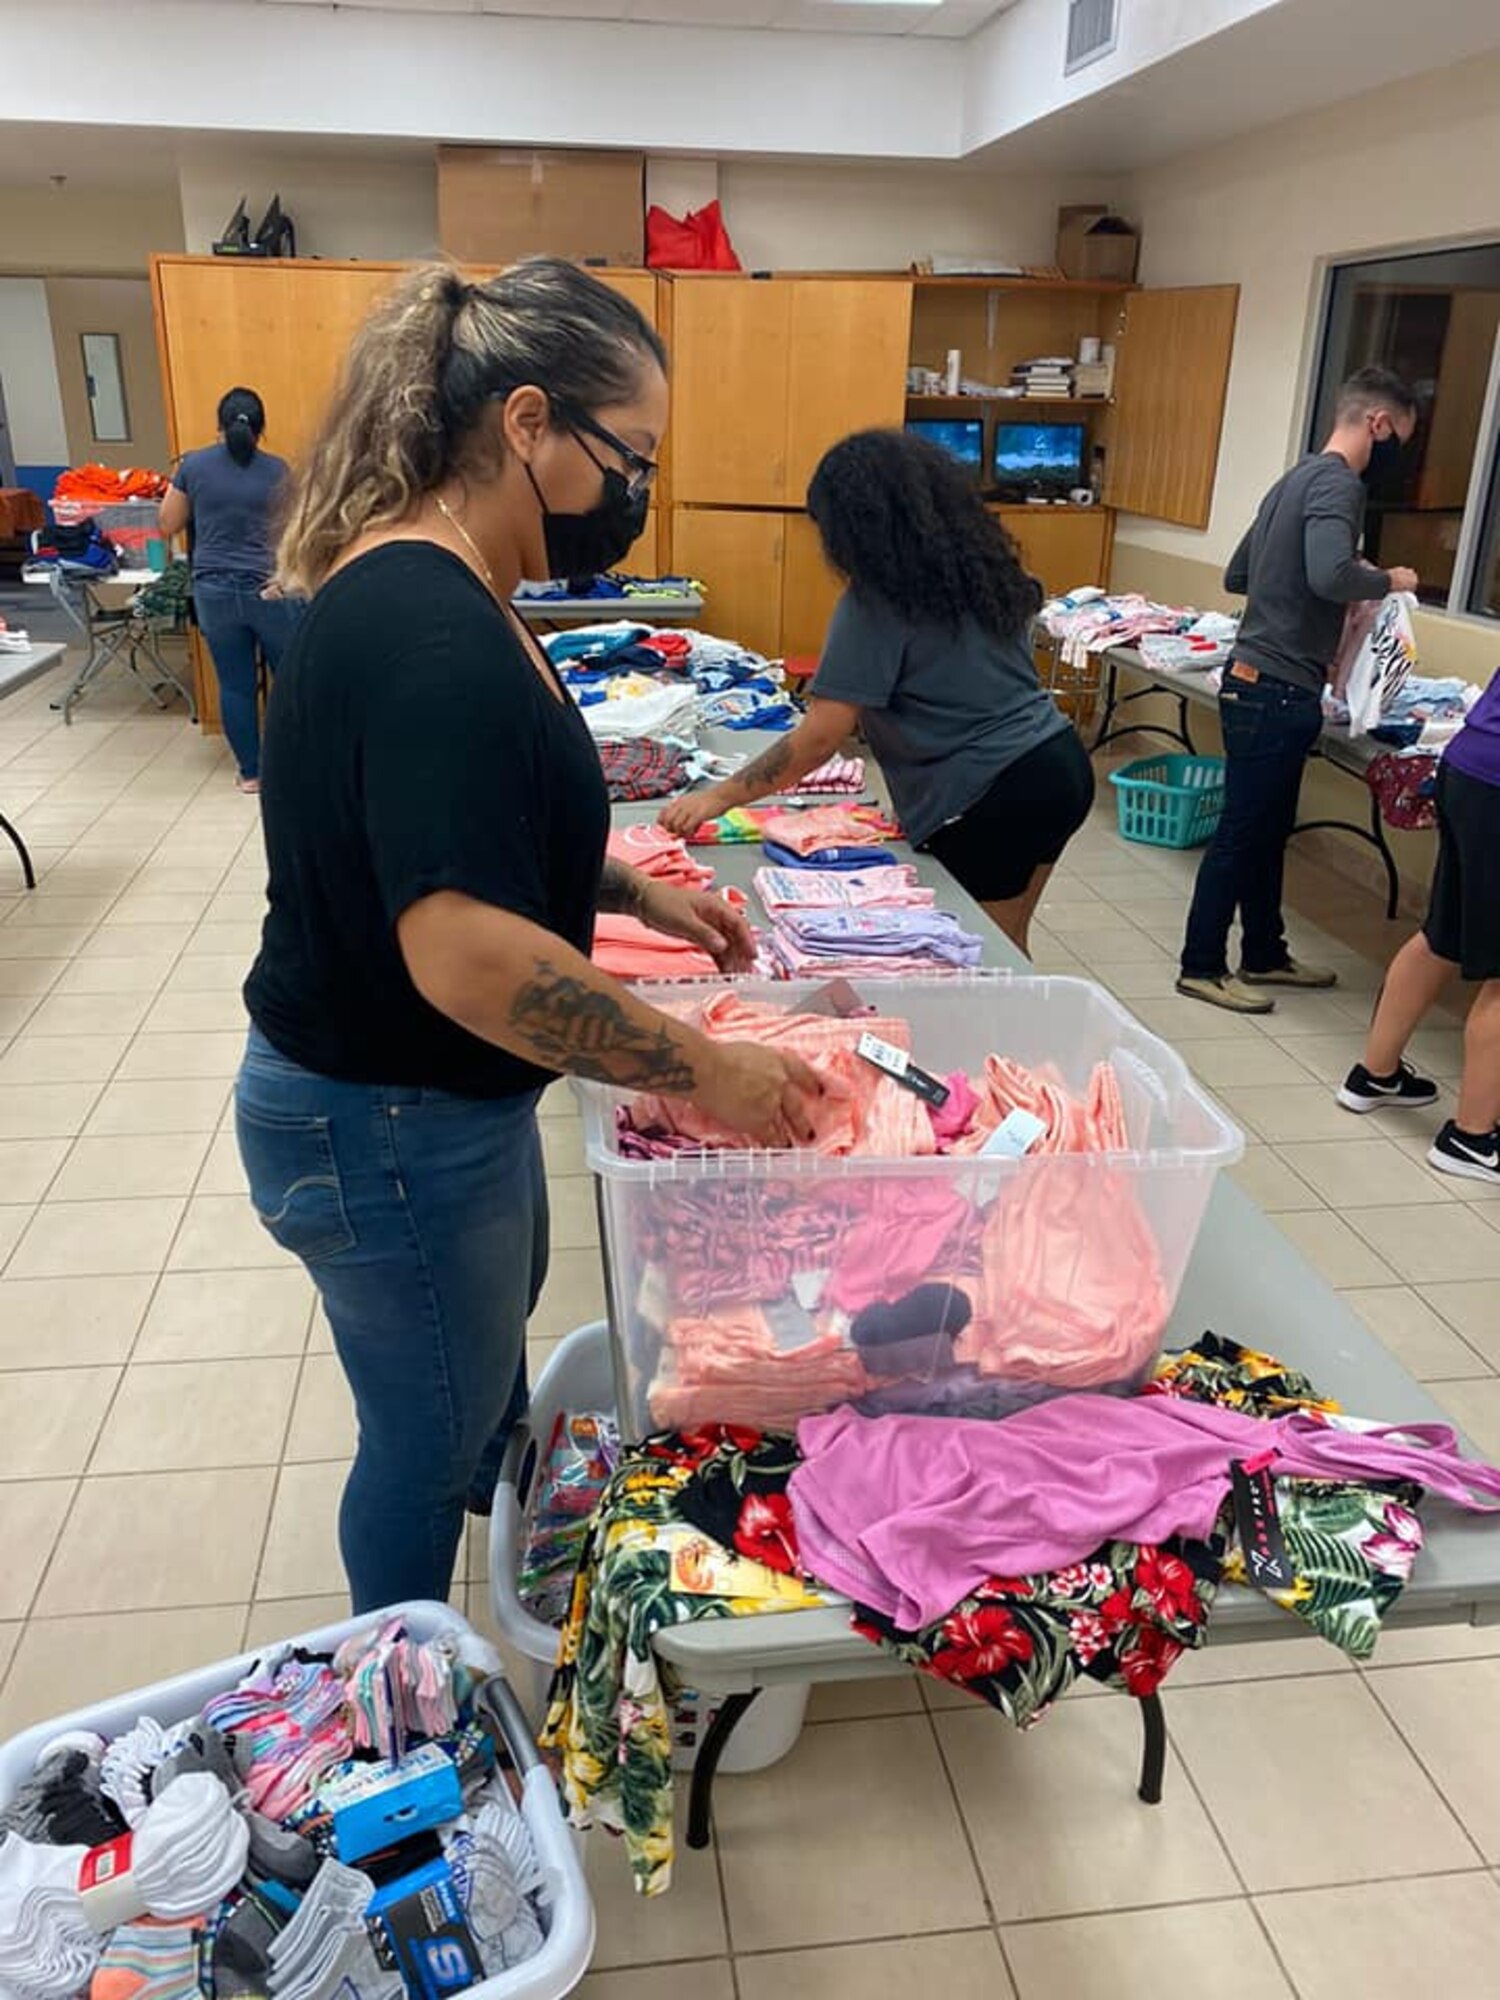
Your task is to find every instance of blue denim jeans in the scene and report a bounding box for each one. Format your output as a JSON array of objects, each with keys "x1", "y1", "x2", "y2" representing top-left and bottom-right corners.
[
  {"x1": 1180, "y1": 671, "x2": 1325, "y2": 980},
  {"x1": 194, "y1": 578, "x2": 301, "y2": 782},
  {"x1": 235, "y1": 1027, "x2": 549, "y2": 1612}
]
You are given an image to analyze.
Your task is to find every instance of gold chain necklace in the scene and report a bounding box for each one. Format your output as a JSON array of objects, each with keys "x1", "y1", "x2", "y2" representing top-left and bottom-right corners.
[{"x1": 434, "y1": 493, "x2": 498, "y2": 595}]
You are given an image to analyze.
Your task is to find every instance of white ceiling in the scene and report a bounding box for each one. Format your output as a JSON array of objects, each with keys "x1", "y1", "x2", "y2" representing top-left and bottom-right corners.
[{"x1": 256, "y1": 0, "x2": 1016, "y2": 35}]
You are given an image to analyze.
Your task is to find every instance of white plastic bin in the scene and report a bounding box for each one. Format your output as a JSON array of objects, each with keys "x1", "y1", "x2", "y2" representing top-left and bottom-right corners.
[
  {"x1": 575, "y1": 973, "x2": 1243, "y2": 1439},
  {"x1": 491, "y1": 1324, "x2": 809, "y2": 1772},
  {"x1": 0, "y1": 1601, "x2": 595, "y2": 2000}
]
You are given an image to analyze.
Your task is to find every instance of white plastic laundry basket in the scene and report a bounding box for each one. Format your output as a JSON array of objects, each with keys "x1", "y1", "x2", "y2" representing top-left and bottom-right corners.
[
  {"x1": 490, "y1": 1323, "x2": 809, "y2": 1772},
  {"x1": 0, "y1": 1601, "x2": 594, "y2": 2000}
]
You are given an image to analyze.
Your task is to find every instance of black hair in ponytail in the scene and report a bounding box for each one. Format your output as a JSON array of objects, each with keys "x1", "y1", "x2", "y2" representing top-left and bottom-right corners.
[{"x1": 218, "y1": 386, "x2": 266, "y2": 467}]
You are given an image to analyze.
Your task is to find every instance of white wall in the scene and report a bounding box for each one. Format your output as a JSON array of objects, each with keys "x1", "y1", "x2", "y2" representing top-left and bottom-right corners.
[
  {"x1": 0, "y1": 278, "x2": 68, "y2": 466},
  {"x1": 177, "y1": 146, "x2": 439, "y2": 263}
]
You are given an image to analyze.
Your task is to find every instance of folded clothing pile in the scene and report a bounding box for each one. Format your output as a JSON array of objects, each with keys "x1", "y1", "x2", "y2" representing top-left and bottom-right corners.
[
  {"x1": 786, "y1": 753, "x2": 865, "y2": 795},
  {"x1": 1039, "y1": 590, "x2": 1213, "y2": 672},
  {"x1": 0, "y1": 1616, "x2": 550, "y2": 1999},
  {"x1": 606, "y1": 824, "x2": 715, "y2": 891},
  {"x1": 513, "y1": 571, "x2": 702, "y2": 603},
  {"x1": 767, "y1": 907, "x2": 983, "y2": 978},
  {"x1": 753, "y1": 864, "x2": 933, "y2": 913}
]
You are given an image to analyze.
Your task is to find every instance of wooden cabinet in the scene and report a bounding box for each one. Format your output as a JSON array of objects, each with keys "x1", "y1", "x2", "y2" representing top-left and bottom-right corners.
[
  {"x1": 669, "y1": 507, "x2": 787, "y2": 661},
  {"x1": 667, "y1": 277, "x2": 911, "y2": 508},
  {"x1": 1105, "y1": 284, "x2": 1239, "y2": 529},
  {"x1": 781, "y1": 511, "x2": 842, "y2": 659},
  {"x1": 992, "y1": 505, "x2": 1114, "y2": 601}
]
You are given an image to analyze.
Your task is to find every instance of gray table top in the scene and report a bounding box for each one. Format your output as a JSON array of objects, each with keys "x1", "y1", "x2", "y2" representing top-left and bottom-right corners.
[
  {"x1": 612, "y1": 751, "x2": 1499, "y2": 1678},
  {"x1": 514, "y1": 594, "x2": 702, "y2": 627},
  {"x1": 0, "y1": 641, "x2": 66, "y2": 702}
]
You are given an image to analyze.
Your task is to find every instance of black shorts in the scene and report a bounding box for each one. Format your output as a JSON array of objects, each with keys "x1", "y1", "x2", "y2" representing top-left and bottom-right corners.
[
  {"x1": 920, "y1": 727, "x2": 1096, "y2": 903},
  {"x1": 1424, "y1": 760, "x2": 1500, "y2": 981}
]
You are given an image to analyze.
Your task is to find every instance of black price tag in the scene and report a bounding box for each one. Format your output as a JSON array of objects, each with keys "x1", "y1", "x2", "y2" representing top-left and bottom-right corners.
[
  {"x1": 1230, "y1": 1459, "x2": 1294, "y2": 1591},
  {"x1": 855, "y1": 1032, "x2": 951, "y2": 1107}
]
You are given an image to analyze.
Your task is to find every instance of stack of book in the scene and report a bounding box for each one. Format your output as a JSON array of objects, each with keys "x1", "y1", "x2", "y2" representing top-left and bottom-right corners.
[
  {"x1": 1012, "y1": 356, "x2": 1074, "y2": 398},
  {"x1": 1074, "y1": 359, "x2": 1112, "y2": 399}
]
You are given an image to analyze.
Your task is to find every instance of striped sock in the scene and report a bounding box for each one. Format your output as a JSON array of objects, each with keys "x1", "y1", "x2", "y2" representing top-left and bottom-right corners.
[{"x1": 91, "y1": 1920, "x2": 201, "y2": 2000}]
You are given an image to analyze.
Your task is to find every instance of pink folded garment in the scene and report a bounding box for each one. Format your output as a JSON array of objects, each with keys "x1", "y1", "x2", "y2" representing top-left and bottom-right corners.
[
  {"x1": 759, "y1": 804, "x2": 901, "y2": 857},
  {"x1": 607, "y1": 823, "x2": 716, "y2": 891},
  {"x1": 649, "y1": 1306, "x2": 872, "y2": 1429},
  {"x1": 592, "y1": 915, "x2": 721, "y2": 981},
  {"x1": 786, "y1": 754, "x2": 866, "y2": 795},
  {"x1": 950, "y1": 1056, "x2": 1129, "y2": 1155},
  {"x1": 753, "y1": 864, "x2": 934, "y2": 914}
]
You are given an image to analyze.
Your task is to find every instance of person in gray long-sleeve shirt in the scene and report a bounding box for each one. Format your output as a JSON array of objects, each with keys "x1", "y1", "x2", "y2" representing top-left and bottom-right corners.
[{"x1": 1177, "y1": 367, "x2": 1419, "y2": 1014}]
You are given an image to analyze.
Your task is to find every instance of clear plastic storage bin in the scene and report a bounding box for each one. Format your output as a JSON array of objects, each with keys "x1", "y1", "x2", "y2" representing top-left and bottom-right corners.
[{"x1": 576, "y1": 973, "x2": 1242, "y2": 1439}]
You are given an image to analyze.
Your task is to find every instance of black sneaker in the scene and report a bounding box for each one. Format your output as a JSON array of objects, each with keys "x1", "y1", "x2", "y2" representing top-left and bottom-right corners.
[
  {"x1": 1429, "y1": 1122, "x2": 1500, "y2": 1186},
  {"x1": 1336, "y1": 1060, "x2": 1440, "y2": 1114}
]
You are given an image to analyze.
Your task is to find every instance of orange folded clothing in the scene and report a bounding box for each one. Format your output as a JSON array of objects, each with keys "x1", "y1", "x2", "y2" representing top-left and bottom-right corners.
[
  {"x1": 592, "y1": 915, "x2": 720, "y2": 981},
  {"x1": 53, "y1": 463, "x2": 168, "y2": 504}
]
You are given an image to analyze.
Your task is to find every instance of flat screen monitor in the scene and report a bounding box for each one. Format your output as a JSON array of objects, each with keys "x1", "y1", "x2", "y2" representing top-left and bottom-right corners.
[
  {"x1": 992, "y1": 421, "x2": 1086, "y2": 500},
  {"x1": 905, "y1": 418, "x2": 984, "y2": 473}
]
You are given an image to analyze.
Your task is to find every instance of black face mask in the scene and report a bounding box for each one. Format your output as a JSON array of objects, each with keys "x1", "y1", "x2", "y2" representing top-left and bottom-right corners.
[
  {"x1": 527, "y1": 462, "x2": 649, "y2": 583},
  {"x1": 1364, "y1": 432, "x2": 1404, "y2": 483}
]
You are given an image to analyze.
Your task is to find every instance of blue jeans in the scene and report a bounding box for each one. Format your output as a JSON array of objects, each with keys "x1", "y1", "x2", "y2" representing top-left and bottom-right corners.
[
  {"x1": 194, "y1": 579, "x2": 301, "y2": 782},
  {"x1": 1181, "y1": 671, "x2": 1325, "y2": 979},
  {"x1": 235, "y1": 1027, "x2": 549, "y2": 1612}
]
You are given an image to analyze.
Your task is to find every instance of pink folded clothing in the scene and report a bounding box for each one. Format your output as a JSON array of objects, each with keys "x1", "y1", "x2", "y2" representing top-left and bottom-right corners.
[
  {"x1": 753, "y1": 864, "x2": 934, "y2": 914},
  {"x1": 649, "y1": 1306, "x2": 873, "y2": 1430},
  {"x1": 592, "y1": 915, "x2": 721, "y2": 981},
  {"x1": 949, "y1": 1056, "x2": 1129, "y2": 1155},
  {"x1": 759, "y1": 804, "x2": 902, "y2": 857},
  {"x1": 786, "y1": 754, "x2": 866, "y2": 795},
  {"x1": 607, "y1": 824, "x2": 716, "y2": 891}
]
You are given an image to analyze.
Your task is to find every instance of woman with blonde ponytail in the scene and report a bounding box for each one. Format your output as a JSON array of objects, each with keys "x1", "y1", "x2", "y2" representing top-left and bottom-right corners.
[{"x1": 235, "y1": 258, "x2": 821, "y2": 1612}]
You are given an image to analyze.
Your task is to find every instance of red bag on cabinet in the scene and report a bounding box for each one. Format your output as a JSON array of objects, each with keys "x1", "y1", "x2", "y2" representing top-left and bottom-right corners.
[{"x1": 646, "y1": 200, "x2": 742, "y2": 271}]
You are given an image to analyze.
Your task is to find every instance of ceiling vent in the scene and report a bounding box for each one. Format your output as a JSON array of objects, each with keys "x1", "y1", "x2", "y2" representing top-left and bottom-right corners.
[{"x1": 1066, "y1": 0, "x2": 1119, "y2": 75}]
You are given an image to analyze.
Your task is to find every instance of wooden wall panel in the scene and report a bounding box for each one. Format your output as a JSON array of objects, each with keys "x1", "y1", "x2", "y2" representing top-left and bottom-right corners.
[
  {"x1": 785, "y1": 280, "x2": 912, "y2": 498},
  {"x1": 1105, "y1": 285, "x2": 1239, "y2": 530},
  {"x1": 666, "y1": 281, "x2": 793, "y2": 506}
]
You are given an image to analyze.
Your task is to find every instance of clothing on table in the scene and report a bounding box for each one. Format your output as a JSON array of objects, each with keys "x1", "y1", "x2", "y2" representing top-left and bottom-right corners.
[
  {"x1": 597, "y1": 737, "x2": 689, "y2": 802},
  {"x1": 592, "y1": 914, "x2": 723, "y2": 981},
  {"x1": 686, "y1": 806, "x2": 774, "y2": 845},
  {"x1": 608, "y1": 824, "x2": 715, "y2": 891},
  {"x1": 790, "y1": 1390, "x2": 1500, "y2": 1631},
  {"x1": 1179, "y1": 667, "x2": 1324, "y2": 980},
  {"x1": 540, "y1": 1433, "x2": 825, "y2": 1897},
  {"x1": 192, "y1": 579, "x2": 301, "y2": 783},
  {"x1": 173, "y1": 442, "x2": 289, "y2": 584},
  {"x1": 246, "y1": 543, "x2": 609, "y2": 1100},
  {"x1": 767, "y1": 906, "x2": 983, "y2": 978},
  {"x1": 579, "y1": 679, "x2": 698, "y2": 746},
  {"x1": 758, "y1": 803, "x2": 902, "y2": 857},
  {"x1": 1421, "y1": 760, "x2": 1500, "y2": 982},
  {"x1": 1224, "y1": 453, "x2": 1391, "y2": 695},
  {"x1": 55, "y1": 463, "x2": 167, "y2": 505},
  {"x1": 787, "y1": 753, "x2": 865, "y2": 795},
  {"x1": 753, "y1": 864, "x2": 933, "y2": 914},
  {"x1": 761, "y1": 838, "x2": 899, "y2": 873},
  {"x1": 810, "y1": 589, "x2": 1068, "y2": 847},
  {"x1": 1442, "y1": 670, "x2": 1500, "y2": 790},
  {"x1": 920, "y1": 728, "x2": 1095, "y2": 905},
  {"x1": 235, "y1": 1027, "x2": 545, "y2": 1611}
]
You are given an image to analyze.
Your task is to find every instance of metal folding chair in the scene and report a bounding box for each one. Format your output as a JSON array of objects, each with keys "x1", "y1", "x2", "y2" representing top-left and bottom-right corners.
[{"x1": 44, "y1": 564, "x2": 197, "y2": 724}]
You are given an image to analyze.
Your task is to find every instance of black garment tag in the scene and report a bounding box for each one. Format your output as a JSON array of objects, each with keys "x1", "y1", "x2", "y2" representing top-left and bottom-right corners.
[
  {"x1": 855, "y1": 1032, "x2": 951, "y2": 1107},
  {"x1": 1231, "y1": 1460, "x2": 1294, "y2": 1590}
]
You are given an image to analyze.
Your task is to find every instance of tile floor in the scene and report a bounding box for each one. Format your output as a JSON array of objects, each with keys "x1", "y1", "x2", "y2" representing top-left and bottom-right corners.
[{"x1": 1, "y1": 652, "x2": 1499, "y2": 1998}]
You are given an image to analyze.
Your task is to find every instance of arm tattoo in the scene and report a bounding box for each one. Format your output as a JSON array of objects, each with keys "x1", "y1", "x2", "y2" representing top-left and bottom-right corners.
[
  {"x1": 597, "y1": 859, "x2": 646, "y2": 918},
  {"x1": 510, "y1": 958, "x2": 697, "y2": 1091},
  {"x1": 731, "y1": 735, "x2": 795, "y2": 798}
]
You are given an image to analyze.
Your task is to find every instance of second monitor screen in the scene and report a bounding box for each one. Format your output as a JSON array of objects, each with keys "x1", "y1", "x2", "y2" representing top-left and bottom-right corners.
[{"x1": 992, "y1": 422, "x2": 1085, "y2": 500}]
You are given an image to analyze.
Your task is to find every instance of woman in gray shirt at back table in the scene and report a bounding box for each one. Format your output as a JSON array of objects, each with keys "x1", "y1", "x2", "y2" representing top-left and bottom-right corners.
[
  {"x1": 159, "y1": 386, "x2": 299, "y2": 794},
  {"x1": 661, "y1": 427, "x2": 1094, "y2": 954}
]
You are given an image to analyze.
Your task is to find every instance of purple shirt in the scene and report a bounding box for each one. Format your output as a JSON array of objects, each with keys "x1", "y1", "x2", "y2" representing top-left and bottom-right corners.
[{"x1": 1444, "y1": 675, "x2": 1500, "y2": 789}]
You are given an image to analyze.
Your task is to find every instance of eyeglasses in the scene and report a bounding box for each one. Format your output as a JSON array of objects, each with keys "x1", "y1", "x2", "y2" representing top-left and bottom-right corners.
[{"x1": 562, "y1": 406, "x2": 659, "y2": 502}]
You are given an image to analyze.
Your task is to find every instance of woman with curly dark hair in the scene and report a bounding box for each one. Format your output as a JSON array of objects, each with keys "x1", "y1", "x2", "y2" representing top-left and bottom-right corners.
[{"x1": 661, "y1": 427, "x2": 1095, "y2": 952}]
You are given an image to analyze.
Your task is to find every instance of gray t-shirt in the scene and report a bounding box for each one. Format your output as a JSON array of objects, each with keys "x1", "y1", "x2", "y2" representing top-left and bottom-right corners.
[
  {"x1": 175, "y1": 443, "x2": 290, "y2": 584},
  {"x1": 811, "y1": 589, "x2": 1067, "y2": 846},
  {"x1": 1225, "y1": 452, "x2": 1390, "y2": 694}
]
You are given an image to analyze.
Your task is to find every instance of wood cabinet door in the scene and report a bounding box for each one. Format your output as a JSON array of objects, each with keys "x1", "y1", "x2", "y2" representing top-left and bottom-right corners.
[
  {"x1": 781, "y1": 511, "x2": 843, "y2": 661},
  {"x1": 594, "y1": 271, "x2": 659, "y2": 328},
  {"x1": 994, "y1": 507, "x2": 1113, "y2": 601},
  {"x1": 784, "y1": 280, "x2": 912, "y2": 501},
  {"x1": 667, "y1": 281, "x2": 794, "y2": 506},
  {"x1": 1104, "y1": 284, "x2": 1239, "y2": 529},
  {"x1": 670, "y1": 507, "x2": 786, "y2": 659}
]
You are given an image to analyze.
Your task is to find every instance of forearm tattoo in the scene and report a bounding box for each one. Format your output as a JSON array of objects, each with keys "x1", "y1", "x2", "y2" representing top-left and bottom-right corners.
[
  {"x1": 597, "y1": 859, "x2": 646, "y2": 918},
  {"x1": 510, "y1": 959, "x2": 697, "y2": 1091},
  {"x1": 732, "y1": 735, "x2": 795, "y2": 797}
]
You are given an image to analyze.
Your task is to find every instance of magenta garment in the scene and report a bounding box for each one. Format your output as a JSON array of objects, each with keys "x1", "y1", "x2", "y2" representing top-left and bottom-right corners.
[{"x1": 790, "y1": 1397, "x2": 1500, "y2": 1629}]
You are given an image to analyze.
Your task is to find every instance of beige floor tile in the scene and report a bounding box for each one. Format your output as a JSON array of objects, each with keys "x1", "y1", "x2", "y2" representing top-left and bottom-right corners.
[
  {"x1": 0, "y1": 959, "x2": 66, "y2": 997},
  {"x1": 1368, "y1": 1660, "x2": 1500, "y2": 1860},
  {"x1": 1345, "y1": 1204, "x2": 1500, "y2": 1284},
  {"x1": 0, "y1": 1366, "x2": 118, "y2": 1477},
  {"x1": 1256, "y1": 1871, "x2": 1500, "y2": 2000},
  {"x1": 0, "y1": 1605, "x2": 245, "y2": 1736},
  {"x1": 540, "y1": 1118, "x2": 587, "y2": 1178},
  {"x1": 588, "y1": 1797, "x2": 729, "y2": 1970},
  {"x1": 1215, "y1": 1084, "x2": 1383, "y2": 1145},
  {"x1": 0, "y1": 1080, "x2": 102, "y2": 1140},
  {"x1": 7, "y1": 1194, "x2": 186, "y2": 1278},
  {"x1": 1229, "y1": 1147, "x2": 1321, "y2": 1214},
  {"x1": 1339, "y1": 1286, "x2": 1491, "y2": 1381},
  {"x1": 80, "y1": 922, "x2": 193, "y2": 961},
  {"x1": 182, "y1": 921, "x2": 261, "y2": 959},
  {"x1": 1168, "y1": 1675, "x2": 1477, "y2": 1892},
  {"x1": 1270, "y1": 1210, "x2": 1397, "y2": 1288},
  {"x1": 547, "y1": 1176, "x2": 600, "y2": 1253},
  {"x1": 1263, "y1": 1031, "x2": 1366, "y2": 1085},
  {"x1": 85, "y1": 1076, "x2": 228, "y2": 1136},
  {"x1": 0, "y1": 1202, "x2": 31, "y2": 1262},
  {"x1": 107, "y1": 890, "x2": 213, "y2": 926},
  {"x1": 135, "y1": 1267, "x2": 313, "y2": 1363},
  {"x1": 739, "y1": 1933, "x2": 1011, "y2": 2000},
  {"x1": 1132, "y1": 994, "x2": 1271, "y2": 1044},
  {"x1": 806, "y1": 1673, "x2": 925, "y2": 1722},
  {"x1": 92, "y1": 1357, "x2": 300, "y2": 1473},
  {"x1": 0, "y1": 1136, "x2": 68, "y2": 1203},
  {"x1": 168, "y1": 1192, "x2": 293, "y2": 1271},
  {"x1": 257, "y1": 1460, "x2": 348, "y2": 1599},
  {"x1": 1366, "y1": 1619, "x2": 1500, "y2": 1666},
  {"x1": 37, "y1": 1466, "x2": 275, "y2": 1615},
  {"x1": 194, "y1": 1129, "x2": 248, "y2": 1197},
  {"x1": 1043, "y1": 906, "x2": 1138, "y2": 937},
  {"x1": 285, "y1": 1354, "x2": 357, "y2": 1462},
  {"x1": 1164, "y1": 1633, "x2": 1353, "y2": 1687},
  {"x1": 51, "y1": 956, "x2": 175, "y2": 997},
  {"x1": 4, "y1": 894, "x2": 113, "y2": 929},
  {"x1": 24, "y1": 990, "x2": 154, "y2": 1037},
  {"x1": 1186, "y1": 1039, "x2": 1323, "y2": 1090},
  {"x1": 1432, "y1": 1378, "x2": 1500, "y2": 1458},
  {"x1": 115, "y1": 1030, "x2": 244, "y2": 1081},
  {"x1": 0, "y1": 922, "x2": 97, "y2": 960},
  {"x1": 0, "y1": 1479, "x2": 76, "y2": 1617},
  {"x1": 0, "y1": 1273, "x2": 153, "y2": 1368},
  {"x1": 530, "y1": 1246, "x2": 607, "y2": 1344},
  {"x1": 143, "y1": 987, "x2": 249, "y2": 1035},
  {"x1": 245, "y1": 1595, "x2": 349, "y2": 1646},
  {"x1": 1002, "y1": 1900, "x2": 1291, "y2": 2000},
  {"x1": 0, "y1": 1033, "x2": 127, "y2": 1085},
  {"x1": 1279, "y1": 1137, "x2": 1458, "y2": 1209},
  {"x1": 1422, "y1": 1281, "x2": 1500, "y2": 1367},
  {"x1": 576, "y1": 1964, "x2": 733, "y2": 2000},
  {"x1": 1073, "y1": 931, "x2": 1178, "y2": 966},
  {"x1": 0, "y1": 1622, "x2": 18, "y2": 1683},
  {"x1": 716, "y1": 1716, "x2": 985, "y2": 1949},
  {"x1": 50, "y1": 1131, "x2": 210, "y2": 1202},
  {"x1": 159, "y1": 954, "x2": 252, "y2": 994},
  {"x1": 935, "y1": 1699, "x2": 1237, "y2": 1921}
]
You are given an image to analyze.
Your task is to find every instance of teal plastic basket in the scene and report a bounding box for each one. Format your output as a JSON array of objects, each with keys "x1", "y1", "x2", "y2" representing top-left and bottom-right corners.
[{"x1": 1110, "y1": 754, "x2": 1226, "y2": 849}]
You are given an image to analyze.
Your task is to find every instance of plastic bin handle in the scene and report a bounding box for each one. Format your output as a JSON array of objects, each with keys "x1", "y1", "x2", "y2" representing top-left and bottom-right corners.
[{"x1": 476, "y1": 1673, "x2": 544, "y2": 1777}]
